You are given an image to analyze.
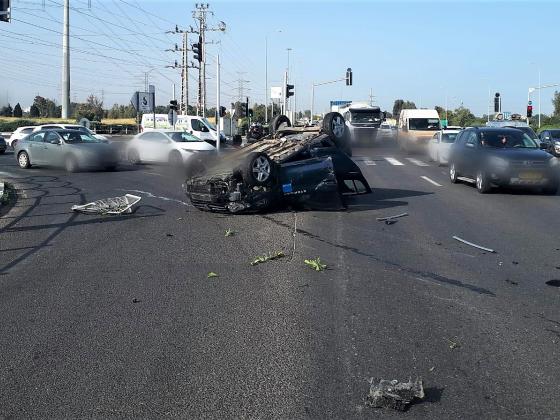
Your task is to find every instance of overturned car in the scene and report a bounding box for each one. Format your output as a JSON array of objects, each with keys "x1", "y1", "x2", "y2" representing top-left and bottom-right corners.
[{"x1": 183, "y1": 112, "x2": 371, "y2": 213}]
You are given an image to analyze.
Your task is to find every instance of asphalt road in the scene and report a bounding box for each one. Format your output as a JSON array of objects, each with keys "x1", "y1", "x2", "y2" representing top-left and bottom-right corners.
[{"x1": 1, "y1": 140, "x2": 560, "y2": 419}]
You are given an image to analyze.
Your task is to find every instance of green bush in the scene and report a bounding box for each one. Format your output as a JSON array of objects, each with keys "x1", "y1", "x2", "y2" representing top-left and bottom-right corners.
[{"x1": 0, "y1": 119, "x2": 37, "y2": 132}]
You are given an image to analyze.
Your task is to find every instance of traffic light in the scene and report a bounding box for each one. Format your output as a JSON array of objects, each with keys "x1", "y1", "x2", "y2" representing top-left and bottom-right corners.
[
  {"x1": 249, "y1": 109, "x2": 254, "y2": 118},
  {"x1": 346, "y1": 68, "x2": 353, "y2": 86},
  {"x1": 219, "y1": 106, "x2": 226, "y2": 118},
  {"x1": 286, "y1": 84, "x2": 294, "y2": 98},
  {"x1": 169, "y1": 100, "x2": 178, "y2": 111},
  {"x1": 192, "y1": 36, "x2": 203, "y2": 62},
  {"x1": 0, "y1": 0, "x2": 10, "y2": 23},
  {"x1": 494, "y1": 92, "x2": 500, "y2": 113},
  {"x1": 527, "y1": 103, "x2": 533, "y2": 118},
  {"x1": 245, "y1": 97, "x2": 250, "y2": 118}
]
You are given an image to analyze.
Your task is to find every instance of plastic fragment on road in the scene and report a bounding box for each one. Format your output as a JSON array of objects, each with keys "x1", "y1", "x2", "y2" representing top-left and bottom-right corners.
[
  {"x1": 71, "y1": 194, "x2": 141, "y2": 215},
  {"x1": 207, "y1": 272, "x2": 219, "y2": 278},
  {"x1": 376, "y1": 212, "x2": 408, "y2": 222},
  {"x1": 366, "y1": 378, "x2": 425, "y2": 411},
  {"x1": 250, "y1": 251, "x2": 285, "y2": 266},
  {"x1": 452, "y1": 235, "x2": 495, "y2": 253}
]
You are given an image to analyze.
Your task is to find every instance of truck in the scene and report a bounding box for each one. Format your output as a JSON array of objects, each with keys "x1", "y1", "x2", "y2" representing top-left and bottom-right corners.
[
  {"x1": 397, "y1": 109, "x2": 440, "y2": 152},
  {"x1": 330, "y1": 101, "x2": 384, "y2": 145}
]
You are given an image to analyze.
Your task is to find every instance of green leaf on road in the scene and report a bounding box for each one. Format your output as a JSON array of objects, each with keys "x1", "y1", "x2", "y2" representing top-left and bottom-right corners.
[
  {"x1": 304, "y1": 257, "x2": 327, "y2": 271},
  {"x1": 250, "y1": 251, "x2": 286, "y2": 266},
  {"x1": 207, "y1": 272, "x2": 219, "y2": 278}
]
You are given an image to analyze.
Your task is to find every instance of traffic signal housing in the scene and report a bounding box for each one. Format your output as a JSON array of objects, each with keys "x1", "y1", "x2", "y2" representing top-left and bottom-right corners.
[
  {"x1": 286, "y1": 84, "x2": 295, "y2": 98},
  {"x1": 527, "y1": 104, "x2": 533, "y2": 118},
  {"x1": 494, "y1": 92, "x2": 500, "y2": 113},
  {"x1": 169, "y1": 100, "x2": 178, "y2": 111},
  {"x1": 245, "y1": 97, "x2": 250, "y2": 118},
  {"x1": 219, "y1": 106, "x2": 226, "y2": 118},
  {"x1": 346, "y1": 68, "x2": 353, "y2": 86},
  {"x1": 192, "y1": 36, "x2": 202, "y2": 62},
  {"x1": 0, "y1": 0, "x2": 10, "y2": 23}
]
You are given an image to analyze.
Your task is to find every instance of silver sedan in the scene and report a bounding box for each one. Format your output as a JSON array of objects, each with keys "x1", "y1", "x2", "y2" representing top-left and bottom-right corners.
[{"x1": 14, "y1": 129, "x2": 119, "y2": 172}]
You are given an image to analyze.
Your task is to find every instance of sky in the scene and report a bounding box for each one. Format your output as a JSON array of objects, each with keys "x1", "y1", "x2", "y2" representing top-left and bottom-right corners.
[{"x1": 1, "y1": 0, "x2": 559, "y2": 116}]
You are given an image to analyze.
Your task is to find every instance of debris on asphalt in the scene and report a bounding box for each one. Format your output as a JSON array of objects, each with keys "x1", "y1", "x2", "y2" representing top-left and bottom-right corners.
[
  {"x1": 132, "y1": 298, "x2": 141, "y2": 303},
  {"x1": 207, "y1": 272, "x2": 219, "y2": 278},
  {"x1": 71, "y1": 194, "x2": 141, "y2": 215},
  {"x1": 545, "y1": 279, "x2": 560, "y2": 287},
  {"x1": 376, "y1": 212, "x2": 408, "y2": 222},
  {"x1": 512, "y1": 261, "x2": 519, "y2": 265},
  {"x1": 429, "y1": 366, "x2": 435, "y2": 372},
  {"x1": 224, "y1": 228, "x2": 236, "y2": 237},
  {"x1": 250, "y1": 251, "x2": 286, "y2": 266},
  {"x1": 446, "y1": 338, "x2": 460, "y2": 349},
  {"x1": 505, "y1": 279, "x2": 519, "y2": 286},
  {"x1": 434, "y1": 241, "x2": 442, "y2": 246},
  {"x1": 304, "y1": 257, "x2": 327, "y2": 271},
  {"x1": 166, "y1": 233, "x2": 174, "y2": 237},
  {"x1": 452, "y1": 235, "x2": 496, "y2": 253},
  {"x1": 385, "y1": 219, "x2": 397, "y2": 225},
  {"x1": 366, "y1": 378, "x2": 425, "y2": 411}
]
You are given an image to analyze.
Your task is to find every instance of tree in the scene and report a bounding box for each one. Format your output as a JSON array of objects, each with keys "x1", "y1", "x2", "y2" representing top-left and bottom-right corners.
[
  {"x1": 75, "y1": 94, "x2": 104, "y2": 121},
  {"x1": 449, "y1": 106, "x2": 475, "y2": 127},
  {"x1": 392, "y1": 99, "x2": 404, "y2": 119},
  {"x1": 13, "y1": 103, "x2": 23, "y2": 118},
  {"x1": 553, "y1": 91, "x2": 560, "y2": 117},
  {"x1": 29, "y1": 104, "x2": 40, "y2": 117},
  {"x1": 0, "y1": 104, "x2": 13, "y2": 116}
]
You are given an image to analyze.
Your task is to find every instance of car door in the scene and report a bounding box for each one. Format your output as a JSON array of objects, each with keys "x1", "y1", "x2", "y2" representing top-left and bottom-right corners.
[
  {"x1": 462, "y1": 131, "x2": 480, "y2": 178},
  {"x1": 190, "y1": 118, "x2": 211, "y2": 141},
  {"x1": 26, "y1": 132, "x2": 47, "y2": 164},
  {"x1": 135, "y1": 132, "x2": 156, "y2": 162},
  {"x1": 429, "y1": 133, "x2": 439, "y2": 160},
  {"x1": 540, "y1": 131, "x2": 552, "y2": 152},
  {"x1": 42, "y1": 131, "x2": 64, "y2": 167},
  {"x1": 150, "y1": 132, "x2": 172, "y2": 162}
]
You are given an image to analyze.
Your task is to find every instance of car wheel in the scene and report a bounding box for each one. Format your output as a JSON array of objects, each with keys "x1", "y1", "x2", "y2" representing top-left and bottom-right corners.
[
  {"x1": 449, "y1": 162, "x2": 458, "y2": 183},
  {"x1": 169, "y1": 151, "x2": 183, "y2": 167},
  {"x1": 543, "y1": 182, "x2": 558, "y2": 195},
  {"x1": 270, "y1": 115, "x2": 291, "y2": 135},
  {"x1": 476, "y1": 170, "x2": 491, "y2": 193},
  {"x1": 242, "y1": 152, "x2": 275, "y2": 187},
  {"x1": 128, "y1": 149, "x2": 140, "y2": 165},
  {"x1": 323, "y1": 112, "x2": 346, "y2": 142},
  {"x1": 17, "y1": 151, "x2": 31, "y2": 169},
  {"x1": 65, "y1": 155, "x2": 79, "y2": 173}
]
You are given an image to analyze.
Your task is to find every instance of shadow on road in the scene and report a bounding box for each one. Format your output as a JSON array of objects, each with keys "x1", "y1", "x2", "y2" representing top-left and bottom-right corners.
[{"x1": 345, "y1": 187, "x2": 433, "y2": 212}]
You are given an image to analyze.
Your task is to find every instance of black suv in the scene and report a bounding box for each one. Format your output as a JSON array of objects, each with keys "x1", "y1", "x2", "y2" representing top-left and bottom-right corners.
[{"x1": 448, "y1": 127, "x2": 559, "y2": 194}]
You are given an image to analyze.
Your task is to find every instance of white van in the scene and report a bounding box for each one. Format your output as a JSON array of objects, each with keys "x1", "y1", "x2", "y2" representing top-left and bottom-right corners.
[
  {"x1": 141, "y1": 114, "x2": 224, "y2": 144},
  {"x1": 397, "y1": 109, "x2": 440, "y2": 152}
]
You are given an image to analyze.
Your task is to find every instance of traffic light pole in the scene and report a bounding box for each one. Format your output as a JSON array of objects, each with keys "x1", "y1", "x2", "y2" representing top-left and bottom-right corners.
[
  {"x1": 310, "y1": 76, "x2": 346, "y2": 124},
  {"x1": 527, "y1": 82, "x2": 560, "y2": 127},
  {"x1": 216, "y1": 54, "x2": 221, "y2": 153}
]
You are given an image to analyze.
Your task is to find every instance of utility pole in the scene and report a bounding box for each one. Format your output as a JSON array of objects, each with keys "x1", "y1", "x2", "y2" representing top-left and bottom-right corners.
[
  {"x1": 167, "y1": 26, "x2": 198, "y2": 115},
  {"x1": 369, "y1": 88, "x2": 375, "y2": 106},
  {"x1": 61, "y1": 0, "x2": 70, "y2": 119},
  {"x1": 192, "y1": 3, "x2": 226, "y2": 118},
  {"x1": 236, "y1": 72, "x2": 250, "y2": 103},
  {"x1": 216, "y1": 54, "x2": 221, "y2": 153}
]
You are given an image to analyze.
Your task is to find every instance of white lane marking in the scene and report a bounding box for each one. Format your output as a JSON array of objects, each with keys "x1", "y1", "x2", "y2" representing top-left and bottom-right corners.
[
  {"x1": 120, "y1": 189, "x2": 191, "y2": 206},
  {"x1": 406, "y1": 157, "x2": 429, "y2": 167},
  {"x1": 384, "y1": 157, "x2": 404, "y2": 166},
  {"x1": 420, "y1": 176, "x2": 442, "y2": 187},
  {"x1": 364, "y1": 160, "x2": 376, "y2": 166}
]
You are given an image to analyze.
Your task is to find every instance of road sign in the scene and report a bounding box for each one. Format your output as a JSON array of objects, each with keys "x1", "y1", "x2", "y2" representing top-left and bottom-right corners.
[
  {"x1": 270, "y1": 86, "x2": 282, "y2": 99},
  {"x1": 503, "y1": 112, "x2": 511, "y2": 120},
  {"x1": 130, "y1": 91, "x2": 153, "y2": 112}
]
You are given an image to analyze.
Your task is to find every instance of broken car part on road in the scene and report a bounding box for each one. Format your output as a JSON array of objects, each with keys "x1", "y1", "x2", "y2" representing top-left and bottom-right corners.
[
  {"x1": 71, "y1": 194, "x2": 141, "y2": 215},
  {"x1": 184, "y1": 113, "x2": 371, "y2": 213},
  {"x1": 366, "y1": 378, "x2": 425, "y2": 411},
  {"x1": 452, "y1": 235, "x2": 496, "y2": 253},
  {"x1": 376, "y1": 212, "x2": 409, "y2": 221}
]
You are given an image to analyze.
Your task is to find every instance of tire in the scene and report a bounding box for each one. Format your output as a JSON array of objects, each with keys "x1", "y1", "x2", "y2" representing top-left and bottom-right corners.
[
  {"x1": 270, "y1": 115, "x2": 291, "y2": 135},
  {"x1": 322, "y1": 112, "x2": 346, "y2": 142},
  {"x1": 128, "y1": 149, "x2": 140, "y2": 165},
  {"x1": 104, "y1": 165, "x2": 117, "y2": 172},
  {"x1": 242, "y1": 152, "x2": 275, "y2": 187},
  {"x1": 543, "y1": 182, "x2": 558, "y2": 195},
  {"x1": 17, "y1": 151, "x2": 31, "y2": 169},
  {"x1": 449, "y1": 162, "x2": 458, "y2": 183},
  {"x1": 476, "y1": 170, "x2": 491, "y2": 193},
  {"x1": 0, "y1": 149, "x2": 4, "y2": 155},
  {"x1": 65, "y1": 155, "x2": 79, "y2": 173}
]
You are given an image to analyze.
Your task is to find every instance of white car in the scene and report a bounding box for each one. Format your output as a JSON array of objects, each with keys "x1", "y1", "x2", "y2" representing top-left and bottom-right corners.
[
  {"x1": 8, "y1": 126, "x2": 35, "y2": 148},
  {"x1": 428, "y1": 129, "x2": 461, "y2": 165},
  {"x1": 378, "y1": 122, "x2": 393, "y2": 140},
  {"x1": 33, "y1": 124, "x2": 108, "y2": 142},
  {"x1": 126, "y1": 129, "x2": 215, "y2": 165}
]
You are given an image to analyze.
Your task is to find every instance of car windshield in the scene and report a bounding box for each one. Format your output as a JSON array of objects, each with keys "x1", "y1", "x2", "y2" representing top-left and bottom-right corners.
[
  {"x1": 169, "y1": 132, "x2": 203, "y2": 142},
  {"x1": 549, "y1": 130, "x2": 560, "y2": 140},
  {"x1": 201, "y1": 118, "x2": 216, "y2": 131},
  {"x1": 506, "y1": 126, "x2": 538, "y2": 140},
  {"x1": 60, "y1": 132, "x2": 101, "y2": 143},
  {"x1": 441, "y1": 133, "x2": 458, "y2": 143},
  {"x1": 350, "y1": 110, "x2": 381, "y2": 123},
  {"x1": 480, "y1": 130, "x2": 538, "y2": 148},
  {"x1": 409, "y1": 118, "x2": 440, "y2": 130}
]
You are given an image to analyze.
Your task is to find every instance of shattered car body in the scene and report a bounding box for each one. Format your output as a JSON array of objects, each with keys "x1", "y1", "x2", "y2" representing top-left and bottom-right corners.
[{"x1": 183, "y1": 113, "x2": 372, "y2": 213}]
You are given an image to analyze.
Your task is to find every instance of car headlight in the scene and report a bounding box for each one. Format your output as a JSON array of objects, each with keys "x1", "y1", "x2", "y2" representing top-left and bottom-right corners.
[
  {"x1": 489, "y1": 156, "x2": 509, "y2": 168},
  {"x1": 549, "y1": 157, "x2": 559, "y2": 166}
]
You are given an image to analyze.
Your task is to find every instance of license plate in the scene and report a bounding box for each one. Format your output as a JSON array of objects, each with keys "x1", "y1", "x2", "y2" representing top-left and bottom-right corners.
[{"x1": 519, "y1": 171, "x2": 542, "y2": 180}]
